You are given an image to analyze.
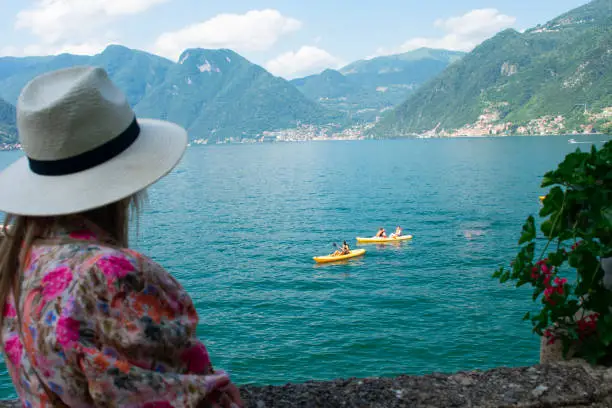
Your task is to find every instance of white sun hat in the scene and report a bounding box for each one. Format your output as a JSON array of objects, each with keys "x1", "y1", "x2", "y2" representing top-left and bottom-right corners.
[{"x1": 0, "y1": 66, "x2": 187, "y2": 216}]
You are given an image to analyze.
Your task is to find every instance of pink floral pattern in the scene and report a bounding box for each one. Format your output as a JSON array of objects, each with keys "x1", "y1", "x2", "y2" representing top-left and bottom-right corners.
[
  {"x1": 56, "y1": 316, "x2": 80, "y2": 347},
  {"x1": 41, "y1": 266, "x2": 73, "y2": 299},
  {"x1": 97, "y1": 255, "x2": 135, "y2": 280},
  {"x1": 1, "y1": 221, "x2": 230, "y2": 407},
  {"x1": 2, "y1": 302, "x2": 15, "y2": 318},
  {"x1": 4, "y1": 335, "x2": 22, "y2": 366},
  {"x1": 181, "y1": 343, "x2": 211, "y2": 374}
]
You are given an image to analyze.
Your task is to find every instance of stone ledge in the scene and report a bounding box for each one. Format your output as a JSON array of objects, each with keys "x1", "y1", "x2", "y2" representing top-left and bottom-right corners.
[{"x1": 2, "y1": 361, "x2": 611, "y2": 407}]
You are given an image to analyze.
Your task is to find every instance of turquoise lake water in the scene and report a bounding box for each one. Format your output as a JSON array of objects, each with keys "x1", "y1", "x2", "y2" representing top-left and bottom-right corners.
[{"x1": 0, "y1": 135, "x2": 609, "y2": 397}]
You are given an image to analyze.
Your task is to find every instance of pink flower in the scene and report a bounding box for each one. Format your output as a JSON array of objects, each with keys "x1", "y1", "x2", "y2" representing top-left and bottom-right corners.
[
  {"x1": 181, "y1": 343, "x2": 211, "y2": 374},
  {"x1": 543, "y1": 329, "x2": 556, "y2": 345},
  {"x1": 540, "y1": 263, "x2": 551, "y2": 275},
  {"x1": 3, "y1": 302, "x2": 16, "y2": 318},
  {"x1": 554, "y1": 277, "x2": 567, "y2": 286},
  {"x1": 4, "y1": 335, "x2": 22, "y2": 366},
  {"x1": 553, "y1": 277, "x2": 567, "y2": 295},
  {"x1": 56, "y1": 316, "x2": 80, "y2": 347},
  {"x1": 543, "y1": 277, "x2": 566, "y2": 305},
  {"x1": 543, "y1": 286, "x2": 558, "y2": 306},
  {"x1": 577, "y1": 313, "x2": 599, "y2": 340},
  {"x1": 69, "y1": 230, "x2": 97, "y2": 241},
  {"x1": 97, "y1": 255, "x2": 135, "y2": 280},
  {"x1": 41, "y1": 267, "x2": 73, "y2": 300}
]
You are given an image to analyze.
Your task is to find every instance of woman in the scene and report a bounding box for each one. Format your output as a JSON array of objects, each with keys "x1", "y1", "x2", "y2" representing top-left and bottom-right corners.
[
  {"x1": 390, "y1": 226, "x2": 402, "y2": 238},
  {"x1": 341, "y1": 241, "x2": 351, "y2": 255},
  {"x1": 375, "y1": 228, "x2": 387, "y2": 238},
  {"x1": 0, "y1": 67, "x2": 243, "y2": 407}
]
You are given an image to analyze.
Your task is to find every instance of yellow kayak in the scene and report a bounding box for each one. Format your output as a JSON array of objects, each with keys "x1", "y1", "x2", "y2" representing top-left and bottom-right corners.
[
  {"x1": 539, "y1": 195, "x2": 546, "y2": 202},
  {"x1": 356, "y1": 235, "x2": 413, "y2": 243},
  {"x1": 313, "y1": 249, "x2": 366, "y2": 264}
]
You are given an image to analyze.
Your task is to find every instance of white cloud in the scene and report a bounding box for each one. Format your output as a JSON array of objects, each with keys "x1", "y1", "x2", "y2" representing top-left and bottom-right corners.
[
  {"x1": 154, "y1": 9, "x2": 302, "y2": 61},
  {"x1": 374, "y1": 9, "x2": 516, "y2": 57},
  {"x1": 266, "y1": 46, "x2": 343, "y2": 79},
  {"x1": 10, "y1": 0, "x2": 167, "y2": 56}
]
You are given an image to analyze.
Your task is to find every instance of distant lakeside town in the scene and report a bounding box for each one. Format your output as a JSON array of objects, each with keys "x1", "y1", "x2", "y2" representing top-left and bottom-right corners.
[
  {"x1": 187, "y1": 112, "x2": 606, "y2": 146},
  {"x1": 0, "y1": 115, "x2": 607, "y2": 152}
]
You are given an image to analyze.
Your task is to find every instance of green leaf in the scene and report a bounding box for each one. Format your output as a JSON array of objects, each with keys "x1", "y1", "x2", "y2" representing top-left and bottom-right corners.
[
  {"x1": 524, "y1": 242, "x2": 536, "y2": 263},
  {"x1": 516, "y1": 280, "x2": 529, "y2": 288},
  {"x1": 500, "y1": 272, "x2": 511, "y2": 284},
  {"x1": 519, "y1": 215, "x2": 536, "y2": 244},
  {"x1": 539, "y1": 186, "x2": 564, "y2": 218},
  {"x1": 602, "y1": 206, "x2": 612, "y2": 227},
  {"x1": 548, "y1": 249, "x2": 566, "y2": 266},
  {"x1": 600, "y1": 329, "x2": 612, "y2": 346},
  {"x1": 541, "y1": 218, "x2": 553, "y2": 238},
  {"x1": 523, "y1": 312, "x2": 531, "y2": 321},
  {"x1": 541, "y1": 174, "x2": 555, "y2": 188}
]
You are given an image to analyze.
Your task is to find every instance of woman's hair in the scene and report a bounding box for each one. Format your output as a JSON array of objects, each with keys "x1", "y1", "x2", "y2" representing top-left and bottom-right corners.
[{"x1": 0, "y1": 192, "x2": 145, "y2": 332}]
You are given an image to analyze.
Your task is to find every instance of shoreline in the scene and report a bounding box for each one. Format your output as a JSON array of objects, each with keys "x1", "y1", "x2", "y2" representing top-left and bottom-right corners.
[
  {"x1": 196, "y1": 133, "x2": 608, "y2": 145},
  {"x1": 0, "y1": 133, "x2": 607, "y2": 152},
  {"x1": 0, "y1": 360, "x2": 610, "y2": 407}
]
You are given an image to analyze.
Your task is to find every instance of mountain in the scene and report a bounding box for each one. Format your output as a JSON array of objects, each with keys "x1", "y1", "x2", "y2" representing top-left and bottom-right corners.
[
  {"x1": 88, "y1": 45, "x2": 174, "y2": 107},
  {"x1": 373, "y1": 0, "x2": 612, "y2": 137},
  {"x1": 291, "y1": 69, "x2": 386, "y2": 121},
  {"x1": 134, "y1": 49, "x2": 339, "y2": 140},
  {"x1": 0, "y1": 46, "x2": 341, "y2": 142},
  {"x1": 339, "y1": 48, "x2": 464, "y2": 85},
  {"x1": 0, "y1": 98, "x2": 17, "y2": 144},
  {"x1": 291, "y1": 48, "x2": 465, "y2": 121},
  {"x1": 0, "y1": 45, "x2": 173, "y2": 108},
  {"x1": 0, "y1": 54, "x2": 90, "y2": 104}
]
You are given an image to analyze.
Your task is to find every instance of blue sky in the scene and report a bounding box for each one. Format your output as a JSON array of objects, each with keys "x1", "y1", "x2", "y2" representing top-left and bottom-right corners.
[{"x1": 0, "y1": 0, "x2": 589, "y2": 78}]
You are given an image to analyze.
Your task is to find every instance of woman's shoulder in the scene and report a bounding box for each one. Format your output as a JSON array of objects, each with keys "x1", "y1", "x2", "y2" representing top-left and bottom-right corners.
[
  {"x1": 75, "y1": 245, "x2": 195, "y2": 321},
  {"x1": 33, "y1": 240, "x2": 180, "y2": 291},
  {"x1": 81, "y1": 244, "x2": 177, "y2": 283}
]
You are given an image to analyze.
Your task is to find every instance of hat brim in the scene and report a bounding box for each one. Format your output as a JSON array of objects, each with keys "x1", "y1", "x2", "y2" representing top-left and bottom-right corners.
[{"x1": 0, "y1": 119, "x2": 188, "y2": 216}]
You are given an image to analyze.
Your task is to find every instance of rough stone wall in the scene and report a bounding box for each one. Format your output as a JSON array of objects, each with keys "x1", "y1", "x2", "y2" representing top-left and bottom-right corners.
[{"x1": 1, "y1": 360, "x2": 611, "y2": 407}]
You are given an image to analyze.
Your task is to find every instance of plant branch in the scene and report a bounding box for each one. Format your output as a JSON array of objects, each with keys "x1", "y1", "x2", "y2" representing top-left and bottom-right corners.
[{"x1": 539, "y1": 190, "x2": 567, "y2": 260}]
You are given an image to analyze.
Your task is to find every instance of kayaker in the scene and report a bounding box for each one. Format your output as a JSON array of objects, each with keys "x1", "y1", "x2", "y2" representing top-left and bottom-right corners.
[
  {"x1": 375, "y1": 227, "x2": 387, "y2": 238},
  {"x1": 331, "y1": 243, "x2": 343, "y2": 256},
  {"x1": 341, "y1": 240, "x2": 351, "y2": 255},
  {"x1": 390, "y1": 226, "x2": 402, "y2": 238}
]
